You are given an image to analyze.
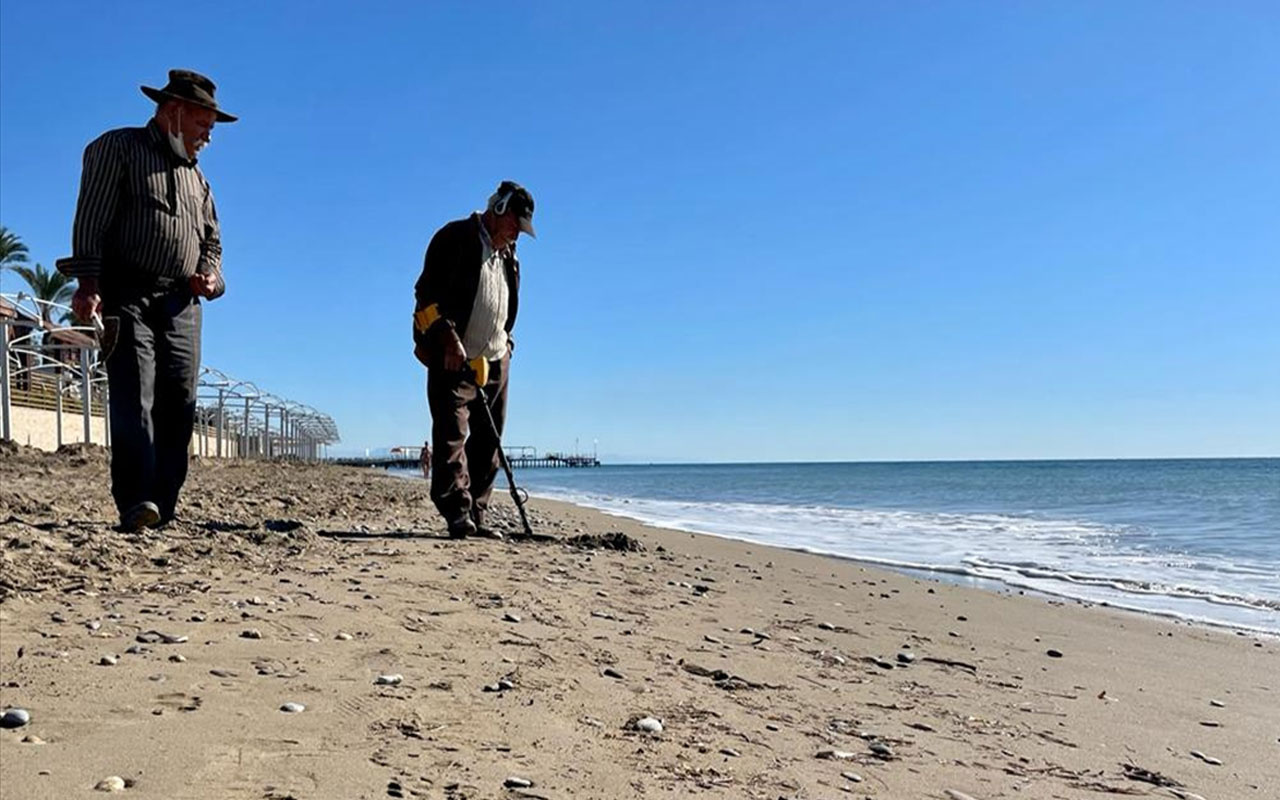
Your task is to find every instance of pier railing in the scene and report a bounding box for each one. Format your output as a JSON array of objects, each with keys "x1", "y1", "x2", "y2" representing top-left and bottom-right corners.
[{"x1": 2, "y1": 292, "x2": 340, "y2": 458}]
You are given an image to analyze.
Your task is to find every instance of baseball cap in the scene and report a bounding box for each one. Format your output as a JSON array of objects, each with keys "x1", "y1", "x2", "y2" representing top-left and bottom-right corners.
[{"x1": 488, "y1": 180, "x2": 536, "y2": 238}]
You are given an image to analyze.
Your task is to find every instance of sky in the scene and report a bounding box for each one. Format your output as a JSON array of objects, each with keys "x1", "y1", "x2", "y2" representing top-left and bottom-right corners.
[{"x1": 2, "y1": 1, "x2": 1277, "y2": 462}]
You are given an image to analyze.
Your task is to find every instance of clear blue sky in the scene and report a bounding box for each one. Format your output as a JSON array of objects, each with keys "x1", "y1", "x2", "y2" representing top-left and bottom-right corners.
[{"x1": 2, "y1": 1, "x2": 1277, "y2": 461}]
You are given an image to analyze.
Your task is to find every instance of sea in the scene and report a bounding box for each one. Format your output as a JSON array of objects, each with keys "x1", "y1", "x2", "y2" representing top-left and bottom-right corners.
[{"x1": 500, "y1": 459, "x2": 1279, "y2": 634}]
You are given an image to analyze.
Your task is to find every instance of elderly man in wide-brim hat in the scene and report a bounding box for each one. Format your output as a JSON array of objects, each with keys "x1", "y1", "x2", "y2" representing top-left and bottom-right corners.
[{"x1": 57, "y1": 69, "x2": 237, "y2": 532}]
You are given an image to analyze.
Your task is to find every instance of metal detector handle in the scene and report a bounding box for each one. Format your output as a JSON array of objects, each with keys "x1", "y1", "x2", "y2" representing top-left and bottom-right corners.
[{"x1": 467, "y1": 363, "x2": 535, "y2": 539}]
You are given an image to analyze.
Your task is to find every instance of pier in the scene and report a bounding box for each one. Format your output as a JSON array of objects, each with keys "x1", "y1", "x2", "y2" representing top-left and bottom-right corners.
[{"x1": 334, "y1": 445, "x2": 600, "y2": 470}]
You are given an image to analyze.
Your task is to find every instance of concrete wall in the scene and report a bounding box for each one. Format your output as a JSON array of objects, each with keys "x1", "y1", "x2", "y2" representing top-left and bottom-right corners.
[
  {"x1": 8, "y1": 405, "x2": 109, "y2": 450},
  {"x1": 6, "y1": 406, "x2": 236, "y2": 457}
]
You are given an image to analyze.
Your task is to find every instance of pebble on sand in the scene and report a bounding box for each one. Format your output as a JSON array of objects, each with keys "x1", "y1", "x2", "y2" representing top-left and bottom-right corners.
[
  {"x1": 94, "y1": 776, "x2": 126, "y2": 792},
  {"x1": 719, "y1": 747, "x2": 741, "y2": 757},
  {"x1": 168, "y1": 654, "x2": 187, "y2": 663},
  {"x1": 1189, "y1": 749, "x2": 1223, "y2": 766},
  {"x1": 635, "y1": 717, "x2": 663, "y2": 733},
  {"x1": 841, "y1": 771, "x2": 863, "y2": 783},
  {"x1": 502, "y1": 612, "x2": 523, "y2": 623},
  {"x1": 21, "y1": 734, "x2": 45, "y2": 744},
  {"x1": 335, "y1": 632, "x2": 353, "y2": 641},
  {"x1": 1046, "y1": 649, "x2": 1064, "y2": 658},
  {"x1": 1, "y1": 708, "x2": 31, "y2": 728},
  {"x1": 503, "y1": 777, "x2": 534, "y2": 789},
  {"x1": 280, "y1": 702, "x2": 306, "y2": 713},
  {"x1": 869, "y1": 741, "x2": 894, "y2": 758},
  {"x1": 944, "y1": 791, "x2": 979, "y2": 800},
  {"x1": 99, "y1": 655, "x2": 118, "y2": 666},
  {"x1": 241, "y1": 629, "x2": 262, "y2": 639},
  {"x1": 374, "y1": 674, "x2": 404, "y2": 686},
  {"x1": 1209, "y1": 699, "x2": 1226, "y2": 708},
  {"x1": 816, "y1": 749, "x2": 856, "y2": 760}
]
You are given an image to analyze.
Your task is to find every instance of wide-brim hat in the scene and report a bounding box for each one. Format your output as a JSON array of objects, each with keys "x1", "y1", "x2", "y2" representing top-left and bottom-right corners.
[{"x1": 141, "y1": 69, "x2": 238, "y2": 123}]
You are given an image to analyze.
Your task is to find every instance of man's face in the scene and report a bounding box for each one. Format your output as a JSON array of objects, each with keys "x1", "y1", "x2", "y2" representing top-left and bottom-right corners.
[
  {"x1": 174, "y1": 103, "x2": 218, "y2": 158},
  {"x1": 492, "y1": 212, "x2": 522, "y2": 248}
]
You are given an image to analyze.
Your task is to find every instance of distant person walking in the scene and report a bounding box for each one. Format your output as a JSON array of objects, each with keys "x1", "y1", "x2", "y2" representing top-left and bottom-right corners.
[
  {"x1": 419, "y1": 440, "x2": 431, "y2": 480},
  {"x1": 412, "y1": 181, "x2": 536, "y2": 538},
  {"x1": 57, "y1": 70, "x2": 237, "y2": 532}
]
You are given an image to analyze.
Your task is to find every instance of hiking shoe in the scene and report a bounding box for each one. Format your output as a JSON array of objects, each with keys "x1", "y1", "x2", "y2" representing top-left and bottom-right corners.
[
  {"x1": 447, "y1": 516, "x2": 477, "y2": 539},
  {"x1": 120, "y1": 502, "x2": 161, "y2": 533},
  {"x1": 473, "y1": 524, "x2": 505, "y2": 540}
]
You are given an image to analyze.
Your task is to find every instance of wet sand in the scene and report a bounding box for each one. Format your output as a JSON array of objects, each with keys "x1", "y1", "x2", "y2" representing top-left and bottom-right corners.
[{"x1": 2, "y1": 445, "x2": 1277, "y2": 799}]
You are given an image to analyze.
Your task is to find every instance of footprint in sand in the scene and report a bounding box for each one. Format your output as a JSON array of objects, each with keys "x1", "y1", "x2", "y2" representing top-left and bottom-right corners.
[{"x1": 155, "y1": 692, "x2": 202, "y2": 712}]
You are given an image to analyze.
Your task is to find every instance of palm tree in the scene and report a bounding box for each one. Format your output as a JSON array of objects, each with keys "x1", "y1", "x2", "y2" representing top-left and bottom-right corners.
[
  {"x1": 13, "y1": 263, "x2": 74, "y2": 325},
  {"x1": 0, "y1": 225, "x2": 31, "y2": 294}
]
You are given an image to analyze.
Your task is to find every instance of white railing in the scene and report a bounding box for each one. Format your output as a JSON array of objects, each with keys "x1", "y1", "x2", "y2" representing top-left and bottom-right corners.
[{"x1": 2, "y1": 292, "x2": 339, "y2": 457}]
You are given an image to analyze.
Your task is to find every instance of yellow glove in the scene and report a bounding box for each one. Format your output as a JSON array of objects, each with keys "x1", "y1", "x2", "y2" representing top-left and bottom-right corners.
[
  {"x1": 413, "y1": 304, "x2": 442, "y2": 333},
  {"x1": 469, "y1": 356, "x2": 490, "y2": 387}
]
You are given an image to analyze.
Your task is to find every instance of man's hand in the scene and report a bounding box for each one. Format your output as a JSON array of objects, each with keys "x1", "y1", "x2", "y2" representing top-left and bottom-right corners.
[
  {"x1": 71, "y1": 278, "x2": 101, "y2": 323},
  {"x1": 443, "y1": 332, "x2": 467, "y2": 371},
  {"x1": 189, "y1": 272, "x2": 219, "y2": 298}
]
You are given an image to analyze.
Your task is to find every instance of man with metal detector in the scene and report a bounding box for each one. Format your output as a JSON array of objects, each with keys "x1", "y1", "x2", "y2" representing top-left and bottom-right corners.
[{"x1": 412, "y1": 181, "x2": 536, "y2": 539}]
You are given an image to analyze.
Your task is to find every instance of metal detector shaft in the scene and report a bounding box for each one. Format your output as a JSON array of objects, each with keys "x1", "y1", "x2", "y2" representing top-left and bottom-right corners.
[{"x1": 474, "y1": 383, "x2": 534, "y2": 538}]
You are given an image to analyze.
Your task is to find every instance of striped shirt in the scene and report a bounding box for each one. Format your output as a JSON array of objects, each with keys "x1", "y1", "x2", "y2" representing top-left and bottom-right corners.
[{"x1": 61, "y1": 120, "x2": 224, "y2": 298}]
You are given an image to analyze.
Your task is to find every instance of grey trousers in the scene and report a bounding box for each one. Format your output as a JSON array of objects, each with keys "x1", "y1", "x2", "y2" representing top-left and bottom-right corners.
[{"x1": 103, "y1": 282, "x2": 201, "y2": 520}]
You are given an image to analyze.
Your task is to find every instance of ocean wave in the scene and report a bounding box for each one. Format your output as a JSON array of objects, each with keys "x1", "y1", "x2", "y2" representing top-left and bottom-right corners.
[{"x1": 529, "y1": 488, "x2": 1280, "y2": 634}]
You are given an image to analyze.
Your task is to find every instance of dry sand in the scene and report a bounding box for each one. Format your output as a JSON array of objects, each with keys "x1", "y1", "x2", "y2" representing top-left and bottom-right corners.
[{"x1": 1, "y1": 444, "x2": 1277, "y2": 799}]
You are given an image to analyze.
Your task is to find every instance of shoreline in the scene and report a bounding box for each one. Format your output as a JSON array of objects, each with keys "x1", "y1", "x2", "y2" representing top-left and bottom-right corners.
[
  {"x1": 516, "y1": 483, "x2": 1280, "y2": 637},
  {"x1": 2, "y1": 453, "x2": 1277, "y2": 798}
]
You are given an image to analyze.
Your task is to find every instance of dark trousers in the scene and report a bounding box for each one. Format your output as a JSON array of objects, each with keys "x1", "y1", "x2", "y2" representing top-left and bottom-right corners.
[
  {"x1": 103, "y1": 282, "x2": 201, "y2": 520},
  {"x1": 427, "y1": 354, "x2": 509, "y2": 526}
]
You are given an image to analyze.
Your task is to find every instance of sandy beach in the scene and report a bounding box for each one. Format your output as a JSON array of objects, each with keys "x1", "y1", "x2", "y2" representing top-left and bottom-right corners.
[{"x1": 1, "y1": 445, "x2": 1276, "y2": 799}]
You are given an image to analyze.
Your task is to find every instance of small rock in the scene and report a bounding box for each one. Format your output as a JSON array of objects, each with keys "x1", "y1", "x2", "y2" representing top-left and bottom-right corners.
[
  {"x1": 241, "y1": 629, "x2": 262, "y2": 640},
  {"x1": 1046, "y1": 649, "x2": 1063, "y2": 658},
  {"x1": 498, "y1": 678, "x2": 515, "y2": 691},
  {"x1": 1189, "y1": 749, "x2": 1222, "y2": 765},
  {"x1": 99, "y1": 655, "x2": 118, "y2": 666},
  {"x1": 374, "y1": 674, "x2": 404, "y2": 686},
  {"x1": 869, "y1": 741, "x2": 894, "y2": 758},
  {"x1": 86, "y1": 620, "x2": 102, "y2": 631},
  {"x1": 21, "y1": 734, "x2": 45, "y2": 744},
  {"x1": 335, "y1": 632, "x2": 353, "y2": 641},
  {"x1": 280, "y1": 702, "x2": 305, "y2": 713},
  {"x1": 897, "y1": 651, "x2": 916, "y2": 664},
  {"x1": 1209, "y1": 699, "x2": 1225, "y2": 708},
  {"x1": 94, "y1": 776, "x2": 126, "y2": 792},
  {"x1": 703, "y1": 635, "x2": 722, "y2": 644},
  {"x1": 209, "y1": 669, "x2": 237, "y2": 678},
  {"x1": 944, "y1": 791, "x2": 979, "y2": 800},
  {"x1": 635, "y1": 717, "x2": 663, "y2": 733},
  {"x1": 1199, "y1": 720, "x2": 1221, "y2": 727},
  {"x1": 816, "y1": 749, "x2": 856, "y2": 760},
  {"x1": 1, "y1": 708, "x2": 31, "y2": 729},
  {"x1": 602, "y1": 667, "x2": 625, "y2": 680},
  {"x1": 502, "y1": 612, "x2": 522, "y2": 623},
  {"x1": 817, "y1": 622, "x2": 836, "y2": 631},
  {"x1": 168, "y1": 654, "x2": 187, "y2": 663},
  {"x1": 841, "y1": 771, "x2": 863, "y2": 783},
  {"x1": 719, "y1": 747, "x2": 740, "y2": 757},
  {"x1": 503, "y1": 777, "x2": 534, "y2": 789}
]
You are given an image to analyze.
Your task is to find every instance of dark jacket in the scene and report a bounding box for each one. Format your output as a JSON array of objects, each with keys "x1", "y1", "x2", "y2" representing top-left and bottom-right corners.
[{"x1": 413, "y1": 213, "x2": 520, "y2": 369}]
